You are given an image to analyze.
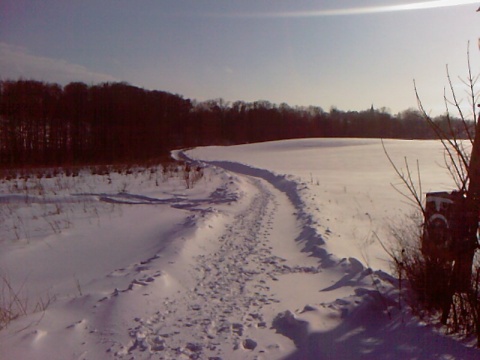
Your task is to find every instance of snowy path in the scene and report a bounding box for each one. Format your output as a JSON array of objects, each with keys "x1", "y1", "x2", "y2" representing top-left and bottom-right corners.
[
  {"x1": 3, "y1": 139, "x2": 479, "y2": 360},
  {"x1": 119, "y1": 172, "x2": 318, "y2": 359}
]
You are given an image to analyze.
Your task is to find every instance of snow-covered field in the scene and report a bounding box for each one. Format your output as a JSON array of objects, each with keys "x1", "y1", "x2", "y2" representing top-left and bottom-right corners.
[{"x1": 1, "y1": 138, "x2": 478, "y2": 359}]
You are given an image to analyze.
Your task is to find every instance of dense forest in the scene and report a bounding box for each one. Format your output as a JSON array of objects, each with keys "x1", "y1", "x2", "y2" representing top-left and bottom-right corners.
[{"x1": 0, "y1": 79, "x2": 472, "y2": 168}]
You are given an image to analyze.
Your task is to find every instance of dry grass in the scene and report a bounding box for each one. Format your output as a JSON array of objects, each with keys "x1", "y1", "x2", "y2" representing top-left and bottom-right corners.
[
  {"x1": 0, "y1": 160, "x2": 204, "y2": 330},
  {"x1": 1, "y1": 274, "x2": 29, "y2": 330}
]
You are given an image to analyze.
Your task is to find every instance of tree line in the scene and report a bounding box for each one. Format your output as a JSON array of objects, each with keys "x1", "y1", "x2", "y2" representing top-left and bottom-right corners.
[{"x1": 0, "y1": 79, "x2": 472, "y2": 168}]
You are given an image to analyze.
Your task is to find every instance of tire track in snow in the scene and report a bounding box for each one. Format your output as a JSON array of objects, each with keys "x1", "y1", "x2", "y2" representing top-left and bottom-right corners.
[{"x1": 118, "y1": 173, "x2": 321, "y2": 359}]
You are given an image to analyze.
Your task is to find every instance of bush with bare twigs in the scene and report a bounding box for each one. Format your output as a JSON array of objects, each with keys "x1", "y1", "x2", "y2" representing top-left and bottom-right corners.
[{"x1": 384, "y1": 43, "x2": 480, "y2": 345}]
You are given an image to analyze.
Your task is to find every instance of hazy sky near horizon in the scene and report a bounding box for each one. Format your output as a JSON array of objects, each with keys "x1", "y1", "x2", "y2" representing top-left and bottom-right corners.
[{"x1": 1, "y1": 1, "x2": 479, "y2": 116}]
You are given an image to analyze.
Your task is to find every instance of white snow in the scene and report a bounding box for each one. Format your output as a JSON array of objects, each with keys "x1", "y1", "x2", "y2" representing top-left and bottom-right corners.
[{"x1": 1, "y1": 138, "x2": 478, "y2": 359}]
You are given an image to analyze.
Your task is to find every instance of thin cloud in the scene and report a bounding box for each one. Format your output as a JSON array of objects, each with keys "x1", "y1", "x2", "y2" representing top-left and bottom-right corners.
[
  {"x1": 210, "y1": 0, "x2": 479, "y2": 18},
  {"x1": 0, "y1": 42, "x2": 117, "y2": 84}
]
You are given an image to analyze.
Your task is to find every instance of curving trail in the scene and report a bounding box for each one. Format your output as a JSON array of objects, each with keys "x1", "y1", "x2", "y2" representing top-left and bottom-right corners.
[{"x1": 120, "y1": 170, "x2": 320, "y2": 359}]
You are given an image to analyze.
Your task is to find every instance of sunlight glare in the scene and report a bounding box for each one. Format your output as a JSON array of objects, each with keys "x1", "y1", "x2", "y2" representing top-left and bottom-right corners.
[{"x1": 225, "y1": 0, "x2": 479, "y2": 18}]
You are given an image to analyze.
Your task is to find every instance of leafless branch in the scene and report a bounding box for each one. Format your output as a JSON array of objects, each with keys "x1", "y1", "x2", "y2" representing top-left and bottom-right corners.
[
  {"x1": 414, "y1": 78, "x2": 471, "y2": 191},
  {"x1": 381, "y1": 139, "x2": 425, "y2": 214}
]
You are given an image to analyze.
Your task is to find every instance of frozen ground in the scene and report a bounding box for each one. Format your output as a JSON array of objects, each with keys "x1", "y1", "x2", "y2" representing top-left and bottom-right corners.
[{"x1": 0, "y1": 138, "x2": 478, "y2": 359}]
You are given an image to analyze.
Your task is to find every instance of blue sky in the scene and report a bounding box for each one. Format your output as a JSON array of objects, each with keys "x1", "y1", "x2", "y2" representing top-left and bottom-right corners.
[{"x1": 1, "y1": 1, "x2": 479, "y2": 115}]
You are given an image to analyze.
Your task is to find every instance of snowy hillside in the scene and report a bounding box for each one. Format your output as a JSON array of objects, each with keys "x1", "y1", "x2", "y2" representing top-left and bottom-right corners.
[{"x1": 1, "y1": 138, "x2": 478, "y2": 359}]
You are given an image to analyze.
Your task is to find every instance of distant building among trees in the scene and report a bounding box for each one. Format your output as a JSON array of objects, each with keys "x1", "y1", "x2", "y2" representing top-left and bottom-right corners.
[{"x1": 0, "y1": 79, "x2": 473, "y2": 168}]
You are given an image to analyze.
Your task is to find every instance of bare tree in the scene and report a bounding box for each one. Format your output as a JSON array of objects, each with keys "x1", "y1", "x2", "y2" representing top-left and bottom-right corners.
[{"x1": 386, "y1": 41, "x2": 480, "y2": 344}]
